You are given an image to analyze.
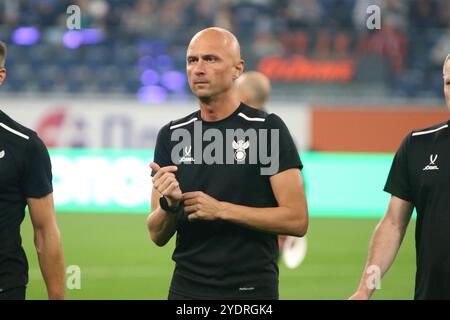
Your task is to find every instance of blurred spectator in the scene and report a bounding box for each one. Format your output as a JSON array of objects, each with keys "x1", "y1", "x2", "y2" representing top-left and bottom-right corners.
[
  {"x1": 123, "y1": 0, "x2": 159, "y2": 35},
  {"x1": 252, "y1": 31, "x2": 284, "y2": 59},
  {"x1": 383, "y1": 0, "x2": 408, "y2": 31},
  {"x1": 214, "y1": 3, "x2": 233, "y2": 31},
  {"x1": 158, "y1": 1, "x2": 187, "y2": 41},
  {"x1": 431, "y1": 24, "x2": 450, "y2": 69},
  {"x1": 190, "y1": 0, "x2": 216, "y2": 29},
  {"x1": 1, "y1": 0, "x2": 20, "y2": 25},
  {"x1": 409, "y1": 0, "x2": 440, "y2": 30},
  {"x1": 438, "y1": 0, "x2": 450, "y2": 29},
  {"x1": 231, "y1": 0, "x2": 270, "y2": 41},
  {"x1": 284, "y1": 0, "x2": 322, "y2": 30},
  {"x1": 366, "y1": 15, "x2": 407, "y2": 75},
  {"x1": 320, "y1": 0, "x2": 355, "y2": 30}
]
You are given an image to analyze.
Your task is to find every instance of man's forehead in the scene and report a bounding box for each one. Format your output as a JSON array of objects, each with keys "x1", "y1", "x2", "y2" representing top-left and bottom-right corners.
[
  {"x1": 444, "y1": 62, "x2": 450, "y2": 78},
  {"x1": 188, "y1": 44, "x2": 222, "y2": 52},
  {"x1": 188, "y1": 37, "x2": 226, "y2": 52},
  {"x1": 187, "y1": 42, "x2": 229, "y2": 60}
]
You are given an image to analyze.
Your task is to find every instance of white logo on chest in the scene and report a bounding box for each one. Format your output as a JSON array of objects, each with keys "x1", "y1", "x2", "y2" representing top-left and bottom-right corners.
[
  {"x1": 0, "y1": 150, "x2": 5, "y2": 159},
  {"x1": 180, "y1": 146, "x2": 194, "y2": 163},
  {"x1": 423, "y1": 154, "x2": 439, "y2": 171},
  {"x1": 232, "y1": 139, "x2": 249, "y2": 162}
]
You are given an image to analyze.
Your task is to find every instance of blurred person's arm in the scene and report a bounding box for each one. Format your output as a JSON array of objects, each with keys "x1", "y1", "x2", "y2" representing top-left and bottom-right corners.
[
  {"x1": 349, "y1": 196, "x2": 413, "y2": 300},
  {"x1": 146, "y1": 163, "x2": 182, "y2": 247},
  {"x1": 28, "y1": 193, "x2": 65, "y2": 300},
  {"x1": 184, "y1": 168, "x2": 308, "y2": 237}
]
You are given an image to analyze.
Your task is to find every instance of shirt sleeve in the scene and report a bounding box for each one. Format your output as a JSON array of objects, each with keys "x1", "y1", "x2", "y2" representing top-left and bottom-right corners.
[
  {"x1": 265, "y1": 113, "x2": 303, "y2": 176},
  {"x1": 384, "y1": 133, "x2": 413, "y2": 202},
  {"x1": 151, "y1": 123, "x2": 173, "y2": 177},
  {"x1": 21, "y1": 134, "x2": 53, "y2": 198}
]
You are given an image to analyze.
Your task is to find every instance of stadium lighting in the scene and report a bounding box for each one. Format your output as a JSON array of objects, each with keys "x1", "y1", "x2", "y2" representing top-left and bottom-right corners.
[
  {"x1": 63, "y1": 30, "x2": 83, "y2": 49},
  {"x1": 140, "y1": 69, "x2": 160, "y2": 86},
  {"x1": 63, "y1": 29, "x2": 103, "y2": 49},
  {"x1": 156, "y1": 55, "x2": 173, "y2": 70},
  {"x1": 161, "y1": 71, "x2": 186, "y2": 92},
  {"x1": 137, "y1": 85, "x2": 168, "y2": 104},
  {"x1": 12, "y1": 27, "x2": 40, "y2": 45},
  {"x1": 138, "y1": 56, "x2": 154, "y2": 70},
  {"x1": 81, "y1": 29, "x2": 103, "y2": 45}
]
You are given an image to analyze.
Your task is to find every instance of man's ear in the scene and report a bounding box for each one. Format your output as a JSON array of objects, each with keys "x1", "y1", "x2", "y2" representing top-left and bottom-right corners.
[
  {"x1": 0, "y1": 68, "x2": 6, "y2": 85},
  {"x1": 233, "y1": 60, "x2": 244, "y2": 80}
]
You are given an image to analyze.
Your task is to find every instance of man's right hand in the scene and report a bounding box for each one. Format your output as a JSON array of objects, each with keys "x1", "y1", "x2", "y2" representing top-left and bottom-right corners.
[{"x1": 150, "y1": 162, "x2": 182, "y2": 208}]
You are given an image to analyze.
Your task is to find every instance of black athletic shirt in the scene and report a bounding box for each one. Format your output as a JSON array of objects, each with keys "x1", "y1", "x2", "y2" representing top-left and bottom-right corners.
[
  {"x1": 384, "y1": 120, "x2": 450, "y2": 299},
  {"x1": 0, "y1": 110, "x2": 53, "y2": 291},
  {"x1": 152, "y1": 103, "x2": 302, "y2": 299}
]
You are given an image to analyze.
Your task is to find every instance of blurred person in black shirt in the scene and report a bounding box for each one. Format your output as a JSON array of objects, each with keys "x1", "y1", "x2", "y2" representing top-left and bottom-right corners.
[
  {"x1": 0, "y1": 41, "x2": 65, "y2": 300},
  {"x1": 350, "y1": 54, "x2": 450, "y2": 300}
]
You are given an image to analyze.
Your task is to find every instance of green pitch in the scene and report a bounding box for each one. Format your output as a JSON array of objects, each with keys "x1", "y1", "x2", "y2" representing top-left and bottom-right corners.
[{"x1": 21, "y1": 214, "x2": 415, "y2": 300}]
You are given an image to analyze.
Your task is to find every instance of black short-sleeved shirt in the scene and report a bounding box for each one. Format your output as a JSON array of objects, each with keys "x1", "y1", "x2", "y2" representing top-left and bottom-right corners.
[
  {"x1": 0, "y1": 110, "x2": 53, "y2": 291},
  {"x1": 384, "y1": 120, "x2": 450, "y2": 300},
  {"x1": 152, "y1": 103, "x2": 302, "y2": 299}
]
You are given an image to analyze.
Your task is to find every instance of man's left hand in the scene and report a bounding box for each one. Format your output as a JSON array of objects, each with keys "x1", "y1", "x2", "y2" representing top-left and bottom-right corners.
[{"x1": 183, "y1": 191, "x2": 227, "y2": 221}]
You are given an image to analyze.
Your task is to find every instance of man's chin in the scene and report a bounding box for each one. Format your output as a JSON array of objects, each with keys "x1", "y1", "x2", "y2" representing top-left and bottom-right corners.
[{"x1": 195, "y1": 91, "x2": 212, "y2": 100}]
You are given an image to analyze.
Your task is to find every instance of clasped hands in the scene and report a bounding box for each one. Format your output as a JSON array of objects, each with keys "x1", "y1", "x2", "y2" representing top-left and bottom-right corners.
[{"x1": 150, "y1": 162, "x2": 226, "y2": 221}]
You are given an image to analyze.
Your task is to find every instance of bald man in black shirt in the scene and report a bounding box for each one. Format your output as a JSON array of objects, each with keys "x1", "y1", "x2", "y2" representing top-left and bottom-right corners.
[{"x1": 147, "y1": 28, "x2": 308, "y2": 300}]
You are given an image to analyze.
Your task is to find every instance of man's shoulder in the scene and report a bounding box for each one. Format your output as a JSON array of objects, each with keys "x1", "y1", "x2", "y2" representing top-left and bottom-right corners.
[
  {"x1": 0, "y1": 110, "x2": 37, "y2": 143},
  {"x1": 411, "y1": 121, "x2": 450, "y2": 137},
  {"x1": 397, "y1": 120, "x2": 450, "y2": 154},
  {"x1": 409, "y1": 120, "x2": 449, "y2": 140},
  {"x1": 238, "y1": 103, "x2": 271, "y2": 122},
  {"x1": 165, "y1": 110, "x2": 199, "y2": 131}
]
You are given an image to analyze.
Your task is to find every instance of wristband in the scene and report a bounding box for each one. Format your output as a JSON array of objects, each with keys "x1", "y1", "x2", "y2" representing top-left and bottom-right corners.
[{"x1": 159, "y1": 196, "x2": 181, "y2": 213}]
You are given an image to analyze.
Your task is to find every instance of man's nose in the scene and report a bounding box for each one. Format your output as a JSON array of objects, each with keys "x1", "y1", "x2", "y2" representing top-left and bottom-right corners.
[{"x1": 193, "y1": 60, "x2": 206, "y2": 75}]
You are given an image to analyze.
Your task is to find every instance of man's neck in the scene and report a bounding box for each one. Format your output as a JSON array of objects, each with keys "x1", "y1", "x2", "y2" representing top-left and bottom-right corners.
[{"x1": 198, "y1": 94, "x2": 241, "y2": 122}]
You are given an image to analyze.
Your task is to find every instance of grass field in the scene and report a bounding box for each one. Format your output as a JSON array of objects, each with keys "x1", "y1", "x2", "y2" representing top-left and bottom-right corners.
[{"x1": 20, "y1": 214, "x2": 416, "y2": 300}]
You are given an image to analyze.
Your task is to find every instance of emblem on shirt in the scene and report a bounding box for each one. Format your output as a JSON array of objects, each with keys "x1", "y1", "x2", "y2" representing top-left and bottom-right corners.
[
  {"x1": 180, "y1": 146, "x2": 194, "y2": 163},
  {"x1": 0, "y1": 150, "x2": 4, "y2": 159},
  {"x1": 423, "y1": 154, "x2": 439, "y2": 171},
  {"x1": 170, "y1": 121, "x2": 280, "y2": 175},
  {"x1": 232, "y1": 139, "x2": 250, "y2": 162}
]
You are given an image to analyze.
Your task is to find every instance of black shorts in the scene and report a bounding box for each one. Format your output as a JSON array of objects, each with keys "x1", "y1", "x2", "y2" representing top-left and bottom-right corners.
[{"x1": 0, "y1": 286, "x2": 26, "y2": 300}]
